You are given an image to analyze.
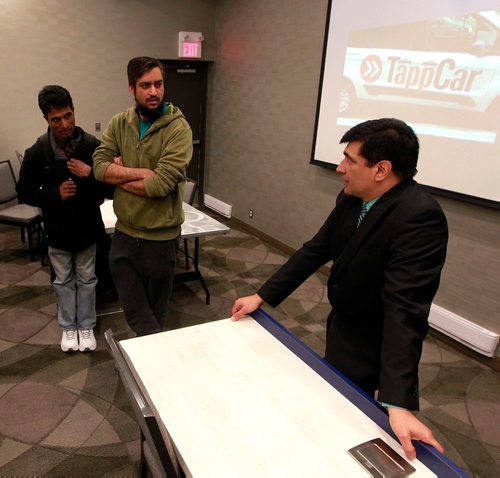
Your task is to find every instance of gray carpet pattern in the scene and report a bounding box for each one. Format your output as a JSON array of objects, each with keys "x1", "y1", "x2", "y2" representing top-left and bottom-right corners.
[{"x1": 0, "y1": 216, "x2": 499, "y2": 477}]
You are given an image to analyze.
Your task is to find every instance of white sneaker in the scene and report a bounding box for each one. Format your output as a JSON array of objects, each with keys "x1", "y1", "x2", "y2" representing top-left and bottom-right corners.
[
  {"x1": 78, "y1": 329, "x2": 97, "y2": 352},
  {"x1": 61, "y1": 330, "x2": 78, "y2": 352}
]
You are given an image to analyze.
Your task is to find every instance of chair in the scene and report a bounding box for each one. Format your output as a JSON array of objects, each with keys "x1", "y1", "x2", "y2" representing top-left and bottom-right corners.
[
  {"x1": 181, "y1": 179, "x2": 198, "y2": 269},
  {"x1": 15, "y1": 150, "x2": 24, "y2": 167},
  {"x1": 183, "y1": 179, "x2": 197, "y2": 206},
  {"x1": 104, "y1": 329, "x2": 184, "y2": 478},
  {"x1": 14, "y1": 150, "x2": 24, "y2": 180},
  {"x1": 0, "y1": 160, "x2": 42, "y2": 261}
]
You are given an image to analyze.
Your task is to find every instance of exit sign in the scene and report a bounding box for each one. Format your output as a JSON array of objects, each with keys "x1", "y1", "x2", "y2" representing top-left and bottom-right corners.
[
  {"x1": 182, "y1": 42, "x2": 200, "y2": 58},
  {"x1": 178, "y1": 31, "x2": 203, "y2": 59}
]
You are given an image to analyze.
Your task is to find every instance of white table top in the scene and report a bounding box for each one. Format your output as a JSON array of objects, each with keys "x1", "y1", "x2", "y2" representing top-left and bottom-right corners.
[
  {"x1": 120, "y1": 317, "x2": 437, "y2": 478},
  {"x1": 100, "y1": 200, "x2": 230, "y2": 238}
]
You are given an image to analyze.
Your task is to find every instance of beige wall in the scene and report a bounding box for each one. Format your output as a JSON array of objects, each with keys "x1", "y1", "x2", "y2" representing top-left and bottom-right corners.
[
  {"x1": 0, "y1": 0, "x2": 215, "y2": 175},
  {"x1": 207, "y1": 0, "x2": 336, "y2": 239},
  {"x1": 205, "y1": 0, "x2": 500, "y2": 344}
]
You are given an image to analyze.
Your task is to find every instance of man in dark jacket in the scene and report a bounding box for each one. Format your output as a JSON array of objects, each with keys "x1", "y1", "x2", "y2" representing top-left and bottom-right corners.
[
  {"x1": 17, "y1": 85, "x2": 106, "y2": 353},
  {"x1": 231, "y1": 118, "x2": 448, "y2": 460}
]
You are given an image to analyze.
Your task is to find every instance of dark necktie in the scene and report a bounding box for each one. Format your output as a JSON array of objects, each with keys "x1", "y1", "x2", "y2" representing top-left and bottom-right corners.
[{"x1": 357, "y1": 202, "x2": 368, "y2": 228}]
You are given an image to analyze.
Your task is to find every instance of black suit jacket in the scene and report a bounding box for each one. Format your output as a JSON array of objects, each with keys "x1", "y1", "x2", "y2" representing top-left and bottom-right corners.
[{"x1": 258, "y1": 179, "x2": 448, "y2": 409}]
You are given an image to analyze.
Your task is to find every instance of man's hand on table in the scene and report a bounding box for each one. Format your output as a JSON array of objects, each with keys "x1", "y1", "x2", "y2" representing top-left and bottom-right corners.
[
  {"x1": 231, "y1": 294, "x2": 264, "y2": 320},
  {"x1": 388, "y1": 408, "x2": 444, "y2": 460}
]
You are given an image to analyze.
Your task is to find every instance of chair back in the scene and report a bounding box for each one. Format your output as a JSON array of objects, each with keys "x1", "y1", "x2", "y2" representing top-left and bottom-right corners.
[
  {"x1": 15, "y1": 150, "x2": 24, "y2": 167},
  {"x1": 0, "y1": 160, "x2": 18, "y2": 204},
  {"x1": 183, "y1": 179, "x2": 197, "y2": 205}
]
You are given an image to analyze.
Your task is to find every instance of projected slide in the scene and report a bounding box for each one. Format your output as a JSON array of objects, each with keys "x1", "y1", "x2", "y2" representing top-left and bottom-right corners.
[{"x1": 312, "y1": 0, "x2": 500, "y2": 206}]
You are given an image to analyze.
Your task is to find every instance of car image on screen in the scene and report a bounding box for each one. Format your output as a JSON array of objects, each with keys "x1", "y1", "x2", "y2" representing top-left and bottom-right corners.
[{"x1": 339, "y1": 10, "x2": 500, "y2": 130}]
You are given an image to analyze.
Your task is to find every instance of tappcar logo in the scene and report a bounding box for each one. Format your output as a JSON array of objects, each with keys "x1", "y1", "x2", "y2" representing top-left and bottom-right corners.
[
  {"x1": 361, "y1": 55, "x2": 383, "y2": 83},
  {"x1": 358, "y1": 53, "x2": 483, "y2": 91}
]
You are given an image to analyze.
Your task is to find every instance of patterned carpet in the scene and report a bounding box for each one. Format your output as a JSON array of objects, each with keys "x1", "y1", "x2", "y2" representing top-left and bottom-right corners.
[{"x1": 0, "y1": 215, "x2": 499, "y2": 477}]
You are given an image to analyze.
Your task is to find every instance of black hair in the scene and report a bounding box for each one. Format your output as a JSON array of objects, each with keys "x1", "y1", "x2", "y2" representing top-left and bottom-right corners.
[
  {"x1": 127, "y1": 56, "x2": 166, "y2": 88},
  {"x1": 340, "y1": 118, "x2": 419, "y2": 179},
  {"x1": 38, "y1": 85, "x2": 74, "y2": 118}
]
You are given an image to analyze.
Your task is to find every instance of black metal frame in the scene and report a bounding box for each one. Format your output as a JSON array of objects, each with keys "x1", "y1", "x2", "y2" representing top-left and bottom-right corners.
[
  {"x1": 175, "y1": 237, "x2": 211, "y2": 304},
  {"x1": 104, "y1": 329, "x2": 185, "y2": 478}
]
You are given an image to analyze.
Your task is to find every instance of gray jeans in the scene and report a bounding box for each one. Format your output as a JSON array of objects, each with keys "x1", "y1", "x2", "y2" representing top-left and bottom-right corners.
[{"x1": 49, "y1": 244, "x2": 97, "y2": 330}]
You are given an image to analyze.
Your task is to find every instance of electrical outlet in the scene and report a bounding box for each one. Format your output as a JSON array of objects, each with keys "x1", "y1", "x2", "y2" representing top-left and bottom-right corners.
[
  {"x1": 95, "y1": 122, "x2": 101, "y2": 132},
  {"x1": 249, "y1": 209, "x2": 253, "y2": 218}
]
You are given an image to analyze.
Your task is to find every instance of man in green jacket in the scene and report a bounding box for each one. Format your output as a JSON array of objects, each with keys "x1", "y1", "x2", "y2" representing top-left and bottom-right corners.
[{"x1": 93, "y1": 56, "x2": 192, "y2": 336}]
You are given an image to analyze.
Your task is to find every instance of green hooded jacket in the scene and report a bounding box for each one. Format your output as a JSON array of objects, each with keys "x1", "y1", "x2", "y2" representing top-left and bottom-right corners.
[{"x1": 93, "y1": 104, "x2": 192, "y2": 240}]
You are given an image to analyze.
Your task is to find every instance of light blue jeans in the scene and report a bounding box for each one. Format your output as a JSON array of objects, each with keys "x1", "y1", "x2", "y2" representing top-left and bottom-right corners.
[{"x1": 49, "y1": 244, "x2": 97, "y2": 330}]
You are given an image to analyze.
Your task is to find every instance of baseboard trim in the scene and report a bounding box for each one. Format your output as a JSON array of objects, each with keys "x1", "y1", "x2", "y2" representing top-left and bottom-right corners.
[
  {"x1": 429, "y1": 304, "x2": 499, "y2": 357},
  {"x1": 204, "y1": 194, "x2": 232, "y2": 218},
  {"x1": 429, "y1": 329, "x2": 500, "y2": 372}
]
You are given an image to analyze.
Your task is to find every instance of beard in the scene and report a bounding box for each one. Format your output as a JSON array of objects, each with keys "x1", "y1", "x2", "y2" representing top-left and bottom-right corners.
[{"x1": 136, "y1": 101, "x2": 164, "y2": 120}]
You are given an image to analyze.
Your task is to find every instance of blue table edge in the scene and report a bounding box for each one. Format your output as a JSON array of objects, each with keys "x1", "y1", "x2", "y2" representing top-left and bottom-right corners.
[{"x1": 251, "y1": 308, "x2": 467, "y2": 477}]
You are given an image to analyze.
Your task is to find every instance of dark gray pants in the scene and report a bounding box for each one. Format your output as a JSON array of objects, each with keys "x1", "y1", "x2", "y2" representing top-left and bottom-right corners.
[{"x1": 109, "y1": 230, "x2": 179, "y2": 336}]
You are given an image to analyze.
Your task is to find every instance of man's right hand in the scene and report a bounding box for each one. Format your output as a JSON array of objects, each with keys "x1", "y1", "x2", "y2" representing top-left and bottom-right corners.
[
  {"x1": 231, "y1": 294, "x2": 264, "y2": 321},
  {"x1": 59, "y1": 179, "x2": 77, "y2": 200}
]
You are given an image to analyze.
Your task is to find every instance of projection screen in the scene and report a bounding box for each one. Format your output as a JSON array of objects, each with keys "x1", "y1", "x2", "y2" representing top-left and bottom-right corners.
[{"x1": 311, "y1": 0, "x2": 500, "y2": 208}]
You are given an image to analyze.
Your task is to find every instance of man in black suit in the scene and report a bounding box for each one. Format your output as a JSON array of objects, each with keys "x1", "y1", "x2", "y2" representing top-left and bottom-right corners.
[{"x1": 231, "y1": 118, "x2": 448, "y2": 460}]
